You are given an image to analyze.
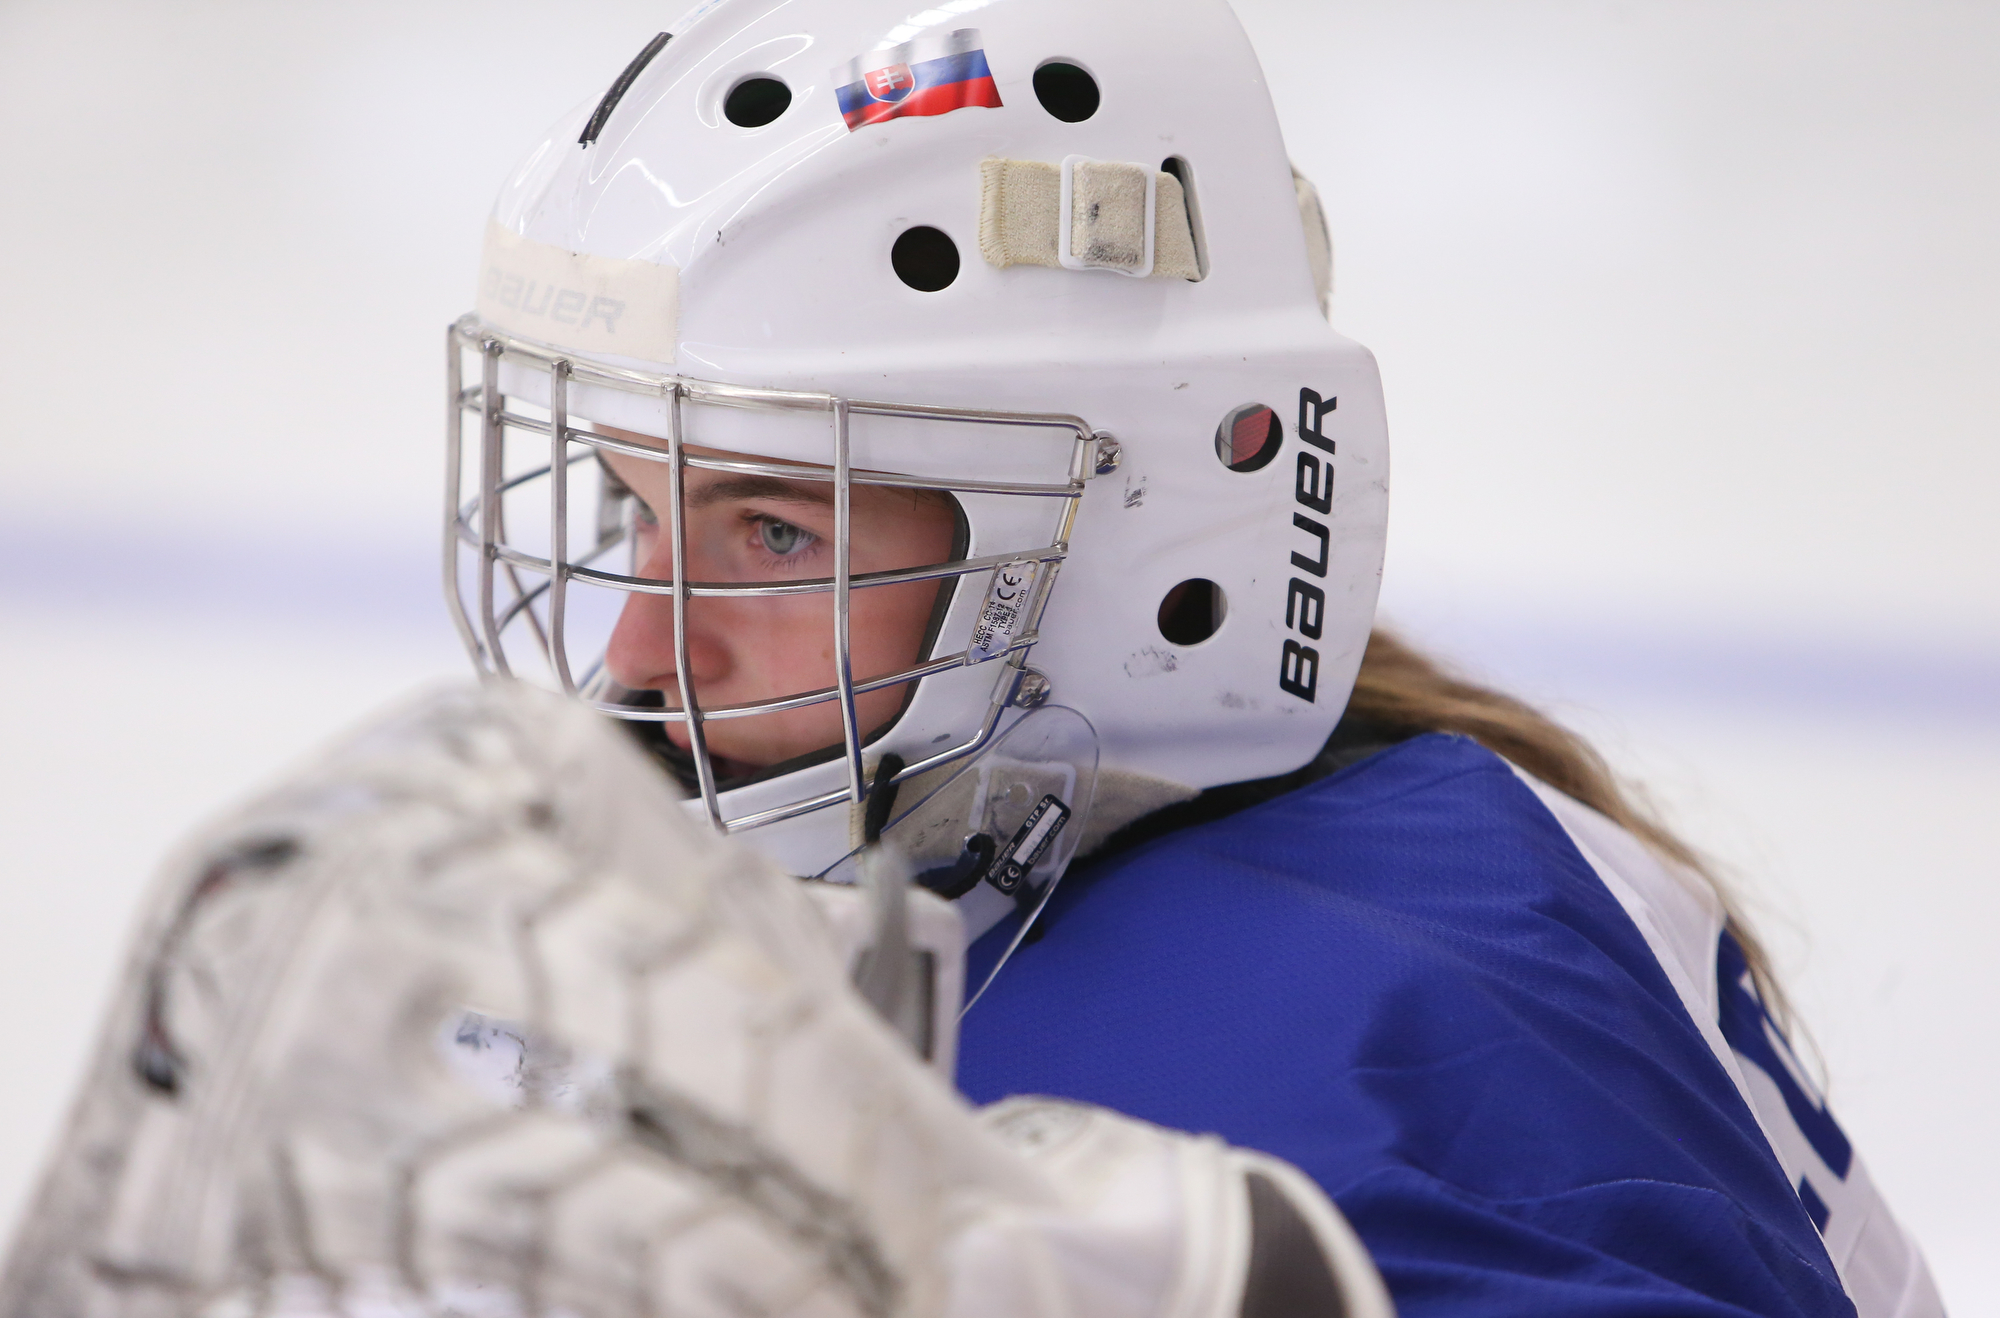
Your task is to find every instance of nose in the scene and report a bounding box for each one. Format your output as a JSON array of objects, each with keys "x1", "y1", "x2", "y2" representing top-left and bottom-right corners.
[{"x1": 602, "y1": 534, "x2": 729, "y2": 693}]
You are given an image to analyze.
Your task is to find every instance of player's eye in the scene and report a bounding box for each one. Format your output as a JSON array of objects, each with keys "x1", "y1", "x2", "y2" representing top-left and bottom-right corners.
[
  {"x1": 757, "y1": 517, "x2": 813, "y2": 557},
  {"x1": 632, "y1": 500, "x2": 659, "y2": 529}
]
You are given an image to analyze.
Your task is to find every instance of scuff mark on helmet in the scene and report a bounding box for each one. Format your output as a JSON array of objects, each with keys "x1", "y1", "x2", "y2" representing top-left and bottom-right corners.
[{"x1": 1123, "y1": 647, "x2": 1179, "y2": 679}]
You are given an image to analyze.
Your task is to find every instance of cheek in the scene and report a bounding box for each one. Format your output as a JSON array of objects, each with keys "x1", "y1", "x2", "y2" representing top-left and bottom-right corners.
[
  {"x1": 703, "y1": 593, "x2": 838, "y2": 672},
  {"x1": 847, "y1": 581, "x2": 943, "y2": 671}
]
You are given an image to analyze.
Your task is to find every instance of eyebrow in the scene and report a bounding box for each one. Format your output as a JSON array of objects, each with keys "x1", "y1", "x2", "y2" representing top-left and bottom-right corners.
[{"x1": 684, "y1": 474, "x2": 836, "y2": 511}]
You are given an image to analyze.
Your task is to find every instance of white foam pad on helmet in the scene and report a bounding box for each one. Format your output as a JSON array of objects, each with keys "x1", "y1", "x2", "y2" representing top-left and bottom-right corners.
[{"x1": 978, "y1": 157, "x2": 1201, "y2": 281}]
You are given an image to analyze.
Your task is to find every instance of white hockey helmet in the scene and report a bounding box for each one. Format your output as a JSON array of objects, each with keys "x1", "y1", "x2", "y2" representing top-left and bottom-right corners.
[{"x1": 447, "y1": 0, "x2": 1389, "y2": 881}]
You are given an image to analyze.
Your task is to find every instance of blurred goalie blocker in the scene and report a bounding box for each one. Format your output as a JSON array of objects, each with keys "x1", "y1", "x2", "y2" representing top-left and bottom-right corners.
[{"x1": 0, "y1": 683, "x2": 1392, "y2": 1318}]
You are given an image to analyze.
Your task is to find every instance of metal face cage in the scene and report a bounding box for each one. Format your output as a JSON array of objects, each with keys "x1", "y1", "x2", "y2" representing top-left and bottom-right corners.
[{"x1": 445, "y1": 317, "x2": 1111, "y2": 839}]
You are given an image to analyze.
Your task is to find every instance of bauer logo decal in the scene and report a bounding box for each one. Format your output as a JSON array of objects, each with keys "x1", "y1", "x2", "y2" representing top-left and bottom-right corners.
[
  {"x1": 970, "y1": 560, "x2": 1039, "y2": 662},
  {"x1": 833, "y1": 29, "x2": 1001, "y2": 131},
  {"x1": 1279, "y1": 387, "x2": 1337, "y2": 703},
  {"x1": 475, "y1": 221, "x2": 680, "y2": 363}
]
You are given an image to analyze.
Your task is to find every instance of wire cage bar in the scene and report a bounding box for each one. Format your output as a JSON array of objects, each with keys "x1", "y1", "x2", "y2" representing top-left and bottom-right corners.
[{"x1": 444, "y1": 317, "x2": 1101, "y2": 838}]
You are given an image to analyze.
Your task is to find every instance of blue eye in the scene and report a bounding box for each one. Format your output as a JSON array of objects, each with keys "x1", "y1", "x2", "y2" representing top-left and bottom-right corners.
[{"x1": 759, "y1": 518, "x2": 811, "y2": 556}]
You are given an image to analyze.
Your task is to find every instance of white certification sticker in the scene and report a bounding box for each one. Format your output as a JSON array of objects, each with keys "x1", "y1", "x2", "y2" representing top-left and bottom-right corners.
[{"x1": 968, "y1": 560, "x2": 1040, "y2": 662}]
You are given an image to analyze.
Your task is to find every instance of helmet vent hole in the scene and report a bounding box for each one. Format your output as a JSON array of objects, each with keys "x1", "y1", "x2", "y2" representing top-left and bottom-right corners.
[
  {"x1": 724, "y1": 76, "x2": 791, "y2": 127},
  {"x1": 892, "y1": 226, "x2": 960, "y2": 291},
  {"x1": 1033, "y1": 61, "x2": 1100, "y2": 122},
  {"x1": 1215, "y1": 403, "x2": 1283, "y2": 472},
  {"x1": 1158, "y1": 579, "x2": 1227, "y2": 646}
]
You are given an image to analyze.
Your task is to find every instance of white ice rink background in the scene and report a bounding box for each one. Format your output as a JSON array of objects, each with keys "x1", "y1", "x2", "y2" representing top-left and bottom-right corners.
[{"x1": 1, "y1": 0, "x2": 1994, "y2": 1305}]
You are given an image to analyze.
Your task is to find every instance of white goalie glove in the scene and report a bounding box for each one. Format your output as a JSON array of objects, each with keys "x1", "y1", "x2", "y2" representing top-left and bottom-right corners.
[{"x1": 0, "y1": 684, "x2": 1392, "y2": 1318}]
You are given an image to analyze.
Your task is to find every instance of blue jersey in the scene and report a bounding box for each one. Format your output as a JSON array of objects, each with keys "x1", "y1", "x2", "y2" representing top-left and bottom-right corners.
[{"x1": 957, "y1": 734, "x2": 1939, "y2": 1317}]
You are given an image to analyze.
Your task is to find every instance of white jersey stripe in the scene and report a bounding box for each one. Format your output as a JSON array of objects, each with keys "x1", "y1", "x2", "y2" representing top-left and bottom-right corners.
[{"x1": 1507, "y1": 764, "x2": 1942, "y2": 1318}]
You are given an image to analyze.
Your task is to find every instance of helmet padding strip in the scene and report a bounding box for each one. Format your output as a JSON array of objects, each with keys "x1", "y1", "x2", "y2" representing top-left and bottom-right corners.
[
  {"x1": 977, "y1": 158, "x2": 1200, "y2": 280},
  {"x1": 476, "y1": 221, "x2": 681, "y2": 363}
]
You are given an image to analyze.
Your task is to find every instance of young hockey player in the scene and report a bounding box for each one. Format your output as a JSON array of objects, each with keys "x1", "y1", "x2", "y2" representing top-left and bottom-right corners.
[
  {"x1": 425, "y1": 0, "x2": 1940, "y2": 1307},
  {"x1": 0, "y1": 0, "x2": 1941, "y2": 1314}
]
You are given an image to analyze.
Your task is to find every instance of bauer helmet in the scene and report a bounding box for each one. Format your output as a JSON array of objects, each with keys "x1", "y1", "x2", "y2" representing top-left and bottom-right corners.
[{"x1": 446, "y1": 0, "x2": 1389, "y2": 893}]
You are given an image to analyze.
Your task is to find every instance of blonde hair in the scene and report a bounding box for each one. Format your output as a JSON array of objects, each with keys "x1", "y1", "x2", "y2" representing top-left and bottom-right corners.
[{"x1": 1348, "y1": 628, "x2": 1786, "y2": 1019}]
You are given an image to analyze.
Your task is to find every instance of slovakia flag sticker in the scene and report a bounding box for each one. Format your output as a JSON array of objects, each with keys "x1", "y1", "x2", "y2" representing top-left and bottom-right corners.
[
  {"x1": 864, "y1": 64, "x2": 916, "y2": 103},
  {"x1": 835, "y1": 29, "x2": 1001, "y2": 131}
]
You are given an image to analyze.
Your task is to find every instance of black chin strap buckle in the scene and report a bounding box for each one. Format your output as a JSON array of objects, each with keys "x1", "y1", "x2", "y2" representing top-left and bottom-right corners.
[
  {"x1": 917, "y1": 833, "x2": 996, "y2": 900},
  {"x1": 916, "y1": 792, "x2": 1074, "y2": 953}
]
